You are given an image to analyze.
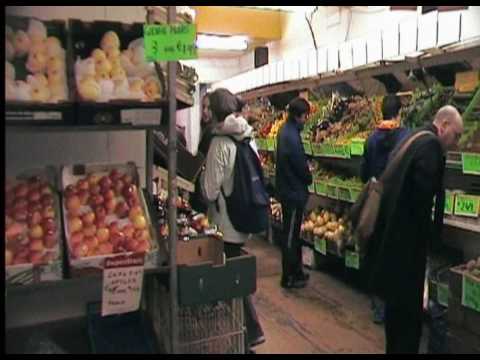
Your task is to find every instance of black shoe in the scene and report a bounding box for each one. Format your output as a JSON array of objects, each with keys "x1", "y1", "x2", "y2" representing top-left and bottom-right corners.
[{"x1": 281, "y1": 276, "x2": 307, "y2": 289}]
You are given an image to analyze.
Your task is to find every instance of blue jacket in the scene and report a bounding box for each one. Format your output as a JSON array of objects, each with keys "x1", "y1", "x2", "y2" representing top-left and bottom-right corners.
[
  {"x1": 275, "y1": 119, "x2": 312, "y2": 206},
  {"x1": 360, "y1": 127, "x2": 410, "y2": 182}
]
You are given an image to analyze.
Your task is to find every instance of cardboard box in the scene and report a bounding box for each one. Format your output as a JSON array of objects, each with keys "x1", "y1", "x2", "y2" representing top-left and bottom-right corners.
[
  {"x1": 5, "y1": 167, "x2": 64, "y2": 285},
  {"x1": 61, "y1": 162, "x2": 159, "y2": 277},
  {"x1": 455, "y1": 71, "x2": 480, "y2": 93},
  {"x1": 176, "y1": 236, "x2": 224, "y2": 266}
]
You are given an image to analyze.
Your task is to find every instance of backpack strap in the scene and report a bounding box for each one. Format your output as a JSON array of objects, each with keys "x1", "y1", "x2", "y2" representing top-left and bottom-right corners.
[{"x1": 379, "y1": 130, "x2": 436, "y2": 182}]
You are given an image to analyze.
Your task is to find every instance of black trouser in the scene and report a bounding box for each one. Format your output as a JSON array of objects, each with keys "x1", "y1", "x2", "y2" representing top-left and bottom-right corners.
[
  {"x1": 384, "y1": 282, "x2": 424, "y2": 353},
  {"x1": 280, "y1": 201, "x2": 305, "y2": 281},
  {"x1": 223, "y1": 242, "x2": 264, "y2": 348}
]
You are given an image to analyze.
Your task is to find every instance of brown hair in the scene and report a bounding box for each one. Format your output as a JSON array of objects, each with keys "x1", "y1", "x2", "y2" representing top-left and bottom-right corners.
[{"x1": 208, "y1": 88, "x2": 245, "y2": 123}]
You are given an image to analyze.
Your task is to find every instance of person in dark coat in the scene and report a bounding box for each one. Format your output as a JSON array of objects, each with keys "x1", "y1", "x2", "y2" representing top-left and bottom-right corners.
[
  {"x1": 360, "y1": 94, "x2": 410, "y2": 325},
  {"x1": 276, "y1": 97, "x2": 313, "y2": 289},
  {"x1": 368, "y1": 105, "x2": 463, "y2": 354}
]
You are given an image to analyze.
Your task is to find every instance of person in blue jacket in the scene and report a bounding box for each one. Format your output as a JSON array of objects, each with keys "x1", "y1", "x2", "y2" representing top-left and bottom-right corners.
[
  {"x1": 360, "y1": 94, "x2": 410, "y2": 324},
  {"x1": 276, "y1": 97, "x2": 313, "y2": 289}
]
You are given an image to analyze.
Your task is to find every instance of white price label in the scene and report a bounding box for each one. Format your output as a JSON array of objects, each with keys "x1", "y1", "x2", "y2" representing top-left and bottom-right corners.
[
  {"x1": 121, "y1": 109, "x2": 162, "y2": 126},
  {"x1": 302, "y1": 246, "x2": 314, "y2": 267},
  {"x1": 102, "y1": 253, "x2": 145, "y2": 317}
]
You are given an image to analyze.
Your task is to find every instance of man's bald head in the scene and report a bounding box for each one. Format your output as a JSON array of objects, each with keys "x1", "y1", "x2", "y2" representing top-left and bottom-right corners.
[{"x1": 433, "y1": 105, "x2": 463, "y2": 151}]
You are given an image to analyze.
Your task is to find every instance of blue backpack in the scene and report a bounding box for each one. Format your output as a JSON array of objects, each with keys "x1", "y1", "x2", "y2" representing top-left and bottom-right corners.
[{"x1": 221, "y1": 136, "x2": 269, "y2": 234}]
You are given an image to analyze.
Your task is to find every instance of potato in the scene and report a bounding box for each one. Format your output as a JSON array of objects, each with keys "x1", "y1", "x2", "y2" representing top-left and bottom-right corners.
[
  {"x1": 330, "y1": 213, "x2": 337, "y2": 222},
  {"x1": 316, "y1": 216, "x2": 325, "y2": 227},
  {"x1": 309, "y1": 212, "x2": 317, "y2": 222}
]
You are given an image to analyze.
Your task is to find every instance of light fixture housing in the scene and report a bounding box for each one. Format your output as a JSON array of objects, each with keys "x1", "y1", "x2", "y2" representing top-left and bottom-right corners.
[{"x1": 196, "y1": 34, "x2": 249, "y2": 51}]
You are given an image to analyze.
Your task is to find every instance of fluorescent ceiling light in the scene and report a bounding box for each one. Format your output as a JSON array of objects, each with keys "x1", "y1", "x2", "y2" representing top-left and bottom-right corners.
[{"x1": 196, "y1": 34, "x2": 249, "y2": 51}]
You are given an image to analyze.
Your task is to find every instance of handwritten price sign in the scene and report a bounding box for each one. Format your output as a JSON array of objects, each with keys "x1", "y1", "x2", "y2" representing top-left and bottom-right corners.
[
  {"x1": 102, "y1": 253, "x2": 145, "y2": 317},
  {"x1": 462, "y1": 153, "x2": 480, "y2": 176},
  {"x1": 144, "y1": 24, "x2": 197, "y2": 61},
  {"x1": 454, "y1": 194, "x2": 480, "y2": 218}
]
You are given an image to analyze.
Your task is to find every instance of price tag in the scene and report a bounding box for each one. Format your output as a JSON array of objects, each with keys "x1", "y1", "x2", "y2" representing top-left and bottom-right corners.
[
  {"x1": 326, "y1": 184, "x2": 338, "y2": 199},
  {"x1": 267, "y1": 138, "x2": 275, "y2": 151},
  {"x1": 444, "y1": 192, "x2": 454, "y2": 215},
  {"x1": 303, "y1": 141, "x2": 313, "y2": 155},
  {"x1": 462, "y1": 273, "x2": 480, "y2": 313},
  {"x1": 302, "y1": 246, "x2": 314, "y2": 267},
  {"x1": 454, "y1": 194, "x2": 480, "y2": 217},
  {"x1": 462, "y1": 153, "x2": 480, "y2": 175},
  {"x1": 345, "y1": 250, "x2": 360, "y2": 270},
  {"x1": 350, "y1": 141, "x2": 365, "y2": 156},
  {"x1": 314, "y1": 236, "x2": 327, "y2": 255},
  {"x1": 437, "y1": 283, "x2": 449, "y2": 307},
  {"x1": 102, "y1": 253, "x2": 145, "y2": 317},
  {"x1": 315, "y1": 181, "x2": 327, "y2": 195},
  {"x1": 144, "y1": 24, "x2": 197, "y2": 61}
]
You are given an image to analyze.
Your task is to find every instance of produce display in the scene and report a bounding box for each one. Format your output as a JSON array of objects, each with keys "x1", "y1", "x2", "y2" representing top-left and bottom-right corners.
[
  {"x1": 63, "y1": 168, "x2": 152, "y2": 259},
  {"x1": 6, "y1": 18, "x2": 69, "y2": 103},
  {"x1": 301, "y1": 208, "x2": 354, "y2": 254},
  {"x1": 313, "y1": 168, "x2": 363, "y2": 189},
  {"x1": 5, "y1": 175, "x2": 61, "y2": 266},
  {"x1": 464, "y1": 257, "x2": 480, "y2": 278},
  {"x1": 74, "y1": 30, "x2": 162, "y2": 102}
]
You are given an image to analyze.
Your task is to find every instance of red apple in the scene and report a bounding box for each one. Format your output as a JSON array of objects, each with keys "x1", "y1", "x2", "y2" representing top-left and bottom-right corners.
[
  {"x1": 113, "y1": 179, "x2": 125, "y2": 195},
  {"x1": 122, "y1": 224, "x2": 135, "y2": 238},
  {"x1": 42, "y1": 217, "x2": 56, "y2": 231},
  {"x1": 115, "y1": 201, "x2": 129, "y2": 218},
  {"x1": 27, "y1": 210, "x2": 43, "y2": 226},
  {"x1": 132, "y1": 214, "x2": 147, "y2": 230},
  {"x1": 129, "y1": 206, "x2": 143, "y2": 221},
  {"x1": 136, "y1": 240, "x2": 151, "y2": 253},
  {"x1": 89, "y1": 194, "x2": 104, "y2": 207},
  {"x1": 41, "y1": 194, "x2": 54, "y2": 207},
  {"x1": 90, "y1": 184, "x2": 101, "y2": 195},
  {"x1": 29, "y1": 238, "x2": 44, "y2": 251},
  {"x1": 109, "y1": 169, "x2": 122, "y2": 181},
  {"x1": 44, "y1": 229, "x2": 57, "y2": 248},
  {"x1": 13, "y1": 208, "x2": 28, "y2": 222},
  {"x1": 109, "y1": 221, "x2": 120, "y2": 235},
  {"x1": 14, "y1": 198, "x2": 28, "y2": 212},
  {"x1": 123, "y1": 184, "x2": 138, "y2": 199},
  {"x1": 28, "y1": 190, "x2": 41, "y2": 203},
  {"x1": 77, "y1": 179, "x2": 89, "y2": 191},
  {"x1": 125, "y1": 238, "x2": 139, "y2": 252},
  {"x1": 15, "y1": 183, "x2": 29, "y2": 198},
  {"x1": 96, "y1": 227, "x2": 110, "y2": 243},
  {"x1": 84, "y1": 236, "x2": 99, "y2": 250},
  {"x1": 5, "y1": 249, "x2": 13, "y2": 266},
  {"x1": 68, "y1": 217, "x2": 83, "y2": 233},
  {"x1": 66, "y1": 195, "x2": 81, "y2": 215},
  {"x1": 134, "y1": 229, "x2": 150, "y2": 242},
  {"x1": 72, "y1": 243, "x2": 89, "y2": 258},
  {"x1": 42, "y1": 206, "x2": 56, "y2": 219},
  {"x1": 99, "y1": 176, "x2": 112, "y2": 191},
  {"x1": 102, "y1": 189, "x2": 115, "y2": 200},
  {"x1": 27, "y1": 201, "x2": 42, "y2": 213},
  {"x1": 70, "y1": 231, "x2": 84, "y2": 246},
  {"x1": 110, "y1": 231, "x2": 125, "y2": 247},
  {"x1": 126, "y1": 196, "x2": 139, "y2": 208},
  {"x1": 87, "y1": 173, "x2": 101, "y2": 187},
  {"x1": 121, "y1": 174, "x2": 133, "y2": 186},
  {"x1": 94, "y1": 206, "x2": 107, "y2": 222},
  {"x1": 104, "y1": 197, "x2": 117, "y2": 214},
  {"x1": 98, "y1": 242, "x2": 113, "y2": 255},
  {"x1": 29, "y1": 224, "x2": 44, "y2": 238},
  {"x1": 82, "y1": 211, "x2": 96, "y2": 225},
  {"x1": 77, "y1": 189, "x2": 90, "y2": 206},
  {"x1": 29, "y1": 251, "x2": 44, "y2": 265},
  {"x1": 83, "y1": 224, "x2": 97, "y2": 237},
  {"x1": 64, "y1": 185, "x2": 77, "y2": 197}
]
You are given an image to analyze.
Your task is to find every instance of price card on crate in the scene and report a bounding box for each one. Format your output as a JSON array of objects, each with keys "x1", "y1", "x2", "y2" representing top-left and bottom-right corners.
[
  {"x1": 454, "y1": 194, "x2": 480, "y2": 217},
  {"x1": 444, "y1": 192, "x2": 454, "y2": 215},
  {"x1": 461, "y1": 153, "x2": 480, "y2": 176},
  {"x1": 302, "y1": 246, "x2": 314, "y2": 267},
  {"x1": 437, "y1": 283, "x2": 449, "y2": 307},
  {"x1": 314, "y1": 237, "x2": 327, "y2": 255},
  {"x1": 102, "y1": 253, "x2": 145, "y2": 317},
  {"x1": 144, "y1": 24, "x2": 197, "y2": 61},
  {"x1": 345, "y1": 250, "x2": 360, "y2": 270},
  {"x1": 462, "y1": 273, "x2": 480, "y2": 313}
]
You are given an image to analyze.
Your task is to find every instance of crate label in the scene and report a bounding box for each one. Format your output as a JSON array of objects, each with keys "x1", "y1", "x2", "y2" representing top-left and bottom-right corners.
[
  {"x1": 102, "y1": 253, "x2": 145, "y2": 317},
  {"x1": 314, "y1": 237, "x2": 327, "y2": 255},
  {"x1": 462, "y1": 153, "x2": 480, "y2": 175},
  {"x1": 302, "y1": 246, "x2": 314, "y2": 267},
  {"x1": 462, "y1": 274, "x2": 480, "y2": 313},
  {"x1": 315, "y1": 181, "x2": 327, "y2": 195},
  {"x1": 454, "y1": 194, "x2": 479, "y2": 217},
  {"x1": 350, "y1": 141, "x2": 365, "y2": 156},
  {"x1": 444, "y1": 192, "x2": 454, "y2": 215},
  {"x1": 144, "y1": 24, "x2": 197, "y2": 61},
  {"x1": 437, "y1": 283, "x2": 449, "y2": 307},
  {"x1": 121, "y1": 109, "x2": 162, "y2": 125},
  {"x1": 303, "y1": 140, "x2": 313, "y2": 155},
  {"x1": 345, "y1": 250, "x2": 360, "y2": 270}
]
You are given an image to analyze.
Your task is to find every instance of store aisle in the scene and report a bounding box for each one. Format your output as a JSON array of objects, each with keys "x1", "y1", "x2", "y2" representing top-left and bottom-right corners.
[{"x1": 244, "y1": 236, "x2": 385, "y2": 354}]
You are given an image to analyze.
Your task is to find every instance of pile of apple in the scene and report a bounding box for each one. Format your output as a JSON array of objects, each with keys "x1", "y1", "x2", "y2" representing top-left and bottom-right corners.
[
  {"x1": 64, "y1": 168, "x2": 151, "y2": 259},
  {"x1": 5, "y1": 176, "x2": 59, "y2": 266}
]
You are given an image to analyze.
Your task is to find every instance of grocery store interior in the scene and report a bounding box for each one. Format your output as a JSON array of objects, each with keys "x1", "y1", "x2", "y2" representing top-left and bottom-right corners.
[{"x1": 4, "y1": 5, "x2": 480, "y2": 354}]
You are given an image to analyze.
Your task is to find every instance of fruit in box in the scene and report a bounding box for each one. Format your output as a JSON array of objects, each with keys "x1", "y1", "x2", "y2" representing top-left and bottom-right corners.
[{"x1": 63, "y1": 167, "x2": 151, "y2": 260}]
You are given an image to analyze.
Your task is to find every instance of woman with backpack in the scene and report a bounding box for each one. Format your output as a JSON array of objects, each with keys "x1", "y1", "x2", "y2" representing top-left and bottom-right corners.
[{"x1": 201, "y1": 88, "x2": 266, "y2": 352}]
